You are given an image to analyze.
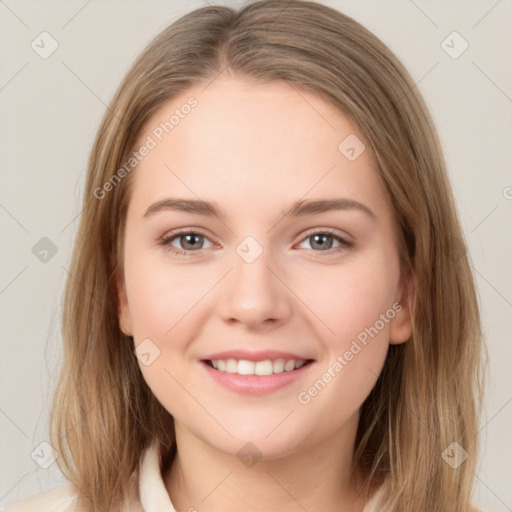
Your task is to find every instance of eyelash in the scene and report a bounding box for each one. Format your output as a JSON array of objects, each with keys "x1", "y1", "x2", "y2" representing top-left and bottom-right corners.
[{"x1": 158, "y1": 228, "x2": 354, "y2": 257}]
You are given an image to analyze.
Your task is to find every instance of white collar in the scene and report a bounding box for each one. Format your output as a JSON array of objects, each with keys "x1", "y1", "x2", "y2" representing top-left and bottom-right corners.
[
  {"x1": 139, "y1": 439, "x2": 177, "y2": 512},
  {"x1": 137, "y1": 439, "x2": 386, "y2": 512}
]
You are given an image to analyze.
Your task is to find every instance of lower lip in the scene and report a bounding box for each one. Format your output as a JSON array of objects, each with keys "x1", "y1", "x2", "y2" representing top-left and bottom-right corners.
[{"x1": 200, "y1": 360, "x2": 315, "y2": 395}]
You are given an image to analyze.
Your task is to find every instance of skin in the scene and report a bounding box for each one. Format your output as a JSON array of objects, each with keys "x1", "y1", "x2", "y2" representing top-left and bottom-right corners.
[{"x1": 117, "y1": 76, "x2": 413, "y2": 512}]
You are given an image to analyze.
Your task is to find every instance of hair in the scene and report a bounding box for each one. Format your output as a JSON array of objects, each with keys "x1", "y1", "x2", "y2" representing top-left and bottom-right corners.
[{"x1": 49, "y1": 1, "x2": 487, "y2": 511}]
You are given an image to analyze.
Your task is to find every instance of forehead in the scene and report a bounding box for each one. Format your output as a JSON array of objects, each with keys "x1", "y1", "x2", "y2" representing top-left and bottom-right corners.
[{"x1": 128, "y1": 76, "x2": 388, "y2": 222}]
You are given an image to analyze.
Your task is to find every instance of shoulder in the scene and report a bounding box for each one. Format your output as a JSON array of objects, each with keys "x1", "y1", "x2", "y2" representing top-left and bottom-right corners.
[
  {"x1": 1, "y1": 483, "x2": 78, "y2": 512},
  {"x1": 2, "y1": 464, "x2": 143, "y2": 512}
]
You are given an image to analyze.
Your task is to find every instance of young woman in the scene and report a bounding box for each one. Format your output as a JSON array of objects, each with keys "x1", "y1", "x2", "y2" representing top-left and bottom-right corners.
[{"x1": 4, "y1": 1, "x2": 486, "y2": 511}]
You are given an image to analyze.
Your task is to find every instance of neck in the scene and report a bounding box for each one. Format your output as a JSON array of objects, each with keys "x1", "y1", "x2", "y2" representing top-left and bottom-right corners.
[{"x1": 163, "y1": 413, "x2": 371, "y2": 512}]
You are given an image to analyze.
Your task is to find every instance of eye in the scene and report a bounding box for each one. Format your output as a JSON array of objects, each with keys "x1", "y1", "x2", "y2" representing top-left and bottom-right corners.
[
  {"x1": 297, "y1": 229, "x2": 354, "y2": 254},
  {"x1": 159, "y1": 229, "x2": 214, "y2": 255},
  {"x1": 158, "y1": 228, "x2": 354, "y2": 257}
]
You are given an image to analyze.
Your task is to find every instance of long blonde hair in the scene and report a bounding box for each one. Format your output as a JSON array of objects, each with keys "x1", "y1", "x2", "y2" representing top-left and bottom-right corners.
[{"x1": 49, "y1": 1, "x2": 487, "y2": 510}]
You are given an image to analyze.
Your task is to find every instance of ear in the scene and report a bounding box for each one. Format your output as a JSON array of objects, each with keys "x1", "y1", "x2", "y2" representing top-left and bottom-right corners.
[
  {"x1": 112, "y1": 251, "x2": 133, "y2": 337},
  {"x1": 389, "y1": 270, "x2": 414, "y2": 345}
]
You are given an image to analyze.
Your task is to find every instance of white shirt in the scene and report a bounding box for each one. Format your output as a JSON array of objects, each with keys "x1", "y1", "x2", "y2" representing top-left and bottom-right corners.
[{"x1": 2, "y1": 439, "x2": 387, "y2": 511}]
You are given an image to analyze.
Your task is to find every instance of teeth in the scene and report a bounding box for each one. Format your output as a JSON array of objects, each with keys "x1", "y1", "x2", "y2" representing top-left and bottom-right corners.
[
  {"x1": 255, "y1": 360, "x2": 273, "y2": 376},
  {"x1": 273, "y1": 359, "x2": 285, "y2": 373},
  {"x1": 284, "y1": 360, "x2": 295, "y2": 371},
  {"x1": 209, "y1": 358, "x2": 308, "y2": 376},
  {"x1": 238, "y1": 360, "x2": 255, "y2": 375},
  {"x1": 226, "y1": 359, "x2": 238, "y2": 373}
]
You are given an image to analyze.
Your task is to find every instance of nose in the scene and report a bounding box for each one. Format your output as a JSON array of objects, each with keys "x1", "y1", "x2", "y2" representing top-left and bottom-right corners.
[{"x1": 217, "y1": 247, "x2": 293, "y2": 330}]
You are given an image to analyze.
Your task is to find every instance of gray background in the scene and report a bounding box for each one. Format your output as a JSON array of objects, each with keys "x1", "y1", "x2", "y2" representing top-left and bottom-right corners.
[{"x1": 1, "y1": 0, "x2": 511, "y2": 510}]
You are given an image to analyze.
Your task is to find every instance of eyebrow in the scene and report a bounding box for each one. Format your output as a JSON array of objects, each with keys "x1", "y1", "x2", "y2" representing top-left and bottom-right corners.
[{"x1": 143, "y1": 197, "x2": 377, "y2": 221}]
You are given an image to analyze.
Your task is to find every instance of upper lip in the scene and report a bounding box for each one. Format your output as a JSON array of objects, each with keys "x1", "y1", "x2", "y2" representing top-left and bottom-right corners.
[{"x1": 201, "y1": 350, "x2": 314, "y2": 362}]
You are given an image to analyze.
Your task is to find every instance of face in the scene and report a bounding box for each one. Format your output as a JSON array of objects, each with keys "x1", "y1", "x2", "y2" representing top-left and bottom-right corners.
[{"x1": 116, "y1": 76, "x2": 412, "y2": 459}]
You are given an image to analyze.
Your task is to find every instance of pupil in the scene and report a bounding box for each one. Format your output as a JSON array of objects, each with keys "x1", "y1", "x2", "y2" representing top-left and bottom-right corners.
[
  {"x1": 312, "y1": 234, "x2": 332, "y2": 250},
  {"x1": 183, "y1": 234, "x2": 202, "y2": 250},
  {"x1": 179, "y1": 234, "x2": 333, "y2": 251}
]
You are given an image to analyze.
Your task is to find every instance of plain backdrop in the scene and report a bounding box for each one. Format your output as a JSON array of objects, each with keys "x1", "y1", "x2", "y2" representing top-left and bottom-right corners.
[{"x1": 1, "y1": 0, "x2": 511, "y2": 510}]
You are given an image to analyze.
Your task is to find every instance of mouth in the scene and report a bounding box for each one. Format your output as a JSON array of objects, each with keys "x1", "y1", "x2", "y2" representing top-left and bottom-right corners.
[
  {"x1": 199, "y1": 350, "x2": 316, "y2": 395},
  {"x1": 202, "y1": 358, "x2": 315, "y2": 376}
]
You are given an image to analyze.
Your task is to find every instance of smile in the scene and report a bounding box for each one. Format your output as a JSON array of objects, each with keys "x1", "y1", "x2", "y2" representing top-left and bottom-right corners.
[
  {"x1": 206, "y1": 358, "x2": 310, "y2": 376},
  {"x1": 201, "y1": 357, "x2": 315, "y2": 395}
]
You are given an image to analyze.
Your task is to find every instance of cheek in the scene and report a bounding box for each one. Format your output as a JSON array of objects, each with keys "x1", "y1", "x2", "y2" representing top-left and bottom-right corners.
[
  {"x1": 295, "y1": 254, "x2": 398, "y2": 350},
  {"x1": 124, "y1": 247, "x2": 203, "y2": 342},
  {"x1": 292, "y1": 269, "x2": 393, "y2": 429},
  {"x1": 289, "y1": 253, "x2": 399, "y2": 422},
  {"x1": 123, "y1": 251, "x2": 204, "y2": 417}
]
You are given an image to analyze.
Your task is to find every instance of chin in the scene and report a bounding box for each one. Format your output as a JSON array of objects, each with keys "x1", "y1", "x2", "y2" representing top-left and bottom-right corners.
[{"x1": 192, "y1": 418, "x2": 313, "y2": 463}]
